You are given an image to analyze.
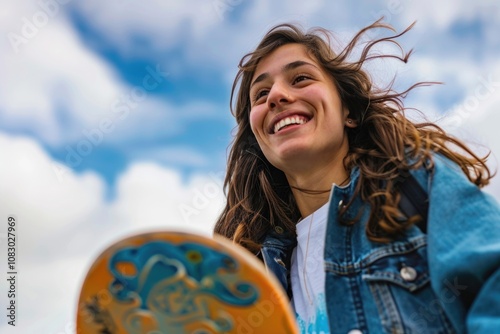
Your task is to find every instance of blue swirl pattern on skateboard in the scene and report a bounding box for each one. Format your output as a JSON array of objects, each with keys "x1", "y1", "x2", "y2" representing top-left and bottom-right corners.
[{"x1": 107, "y1": 241, "x2": 259, "y2": 333}]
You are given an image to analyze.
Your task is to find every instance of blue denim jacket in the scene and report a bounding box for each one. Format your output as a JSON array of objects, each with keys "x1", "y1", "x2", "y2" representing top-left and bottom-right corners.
[{"x1": 261, "y1": 154, "x2": 500, "y2": 333}]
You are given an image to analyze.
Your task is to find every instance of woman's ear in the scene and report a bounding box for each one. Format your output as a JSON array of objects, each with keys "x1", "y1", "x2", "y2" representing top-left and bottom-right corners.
[
  {"x1": 343, "y1": 106, "x2": 358, "y2": 128},
  {"x1": 345, "y1": 118, "x2": 358, "y2": 128}
]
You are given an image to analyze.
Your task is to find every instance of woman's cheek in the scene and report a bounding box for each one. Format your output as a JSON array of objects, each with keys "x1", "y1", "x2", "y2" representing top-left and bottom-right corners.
[{"x1": 249, "y1": 107, "x2": 265, "y2": 136}]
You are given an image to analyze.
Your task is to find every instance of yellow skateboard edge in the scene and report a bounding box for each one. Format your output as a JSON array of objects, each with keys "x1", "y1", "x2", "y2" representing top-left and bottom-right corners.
[{"x1": 75, "y1": 230, "x2": 299, "y2": 334}]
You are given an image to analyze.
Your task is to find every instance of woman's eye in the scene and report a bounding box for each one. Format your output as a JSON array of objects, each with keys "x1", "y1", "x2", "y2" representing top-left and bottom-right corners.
[
  {"x1": 293, "y1": 75, "x2": 310, "y2": 84},
  {"x1": 253, "y1": 90, "x2": 268, "y2": 102}
]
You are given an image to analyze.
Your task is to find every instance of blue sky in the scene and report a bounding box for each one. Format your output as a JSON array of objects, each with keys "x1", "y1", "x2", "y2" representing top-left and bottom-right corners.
[{"x1": 1, "y1": 0, "x2": 500, "y2": 332}]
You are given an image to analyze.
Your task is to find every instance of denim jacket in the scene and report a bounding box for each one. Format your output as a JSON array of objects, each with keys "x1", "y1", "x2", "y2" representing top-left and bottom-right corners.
[{"x1": 261, "y1": 154, "x2": 500, "y2": 333}]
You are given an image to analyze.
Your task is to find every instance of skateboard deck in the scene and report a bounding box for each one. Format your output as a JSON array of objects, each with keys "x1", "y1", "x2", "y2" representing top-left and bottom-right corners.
[{"x1": 76, "y1": 231, "x2": 299, "y2": 333}]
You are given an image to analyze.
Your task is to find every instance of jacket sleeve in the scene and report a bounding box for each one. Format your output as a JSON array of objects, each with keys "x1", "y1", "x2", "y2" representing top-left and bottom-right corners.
[{"x1": 425, "y1": 154, "x2": 500, "y2": 333}]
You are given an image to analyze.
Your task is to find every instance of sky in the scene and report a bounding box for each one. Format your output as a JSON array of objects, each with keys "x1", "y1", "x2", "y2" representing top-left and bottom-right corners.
[{"x1": 0, "y1": 0, "x2": 499, "y2": 332}]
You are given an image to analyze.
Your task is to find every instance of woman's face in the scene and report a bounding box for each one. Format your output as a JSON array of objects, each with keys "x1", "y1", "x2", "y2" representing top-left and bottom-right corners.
[{"x1": 248, "y1": 43, "x2": 353, "y2": 173}]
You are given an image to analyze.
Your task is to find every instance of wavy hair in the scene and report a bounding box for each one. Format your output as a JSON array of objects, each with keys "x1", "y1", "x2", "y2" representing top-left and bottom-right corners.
[{"x1": 213, "y1": 19, "x2": 492, "y2": 252}]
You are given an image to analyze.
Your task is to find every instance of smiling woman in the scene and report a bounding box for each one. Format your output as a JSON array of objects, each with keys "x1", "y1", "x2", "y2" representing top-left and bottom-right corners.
[
  {"x1": 248, "y1": 43, "x2": 352, "y2": 193},
  {"x1": 214, "y1": 19, "x2": 500, "y2": 334}
]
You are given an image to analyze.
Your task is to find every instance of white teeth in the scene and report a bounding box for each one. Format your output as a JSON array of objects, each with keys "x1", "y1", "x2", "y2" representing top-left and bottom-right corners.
[{"x1": 274, "y1": 116, "x2": 307, "y2": 133}]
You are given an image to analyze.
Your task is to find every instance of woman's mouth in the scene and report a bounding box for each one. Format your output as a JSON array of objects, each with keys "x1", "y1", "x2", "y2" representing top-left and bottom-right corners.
[{"x1": 272, "y1": 115, "x2": 310, "y2": 134}]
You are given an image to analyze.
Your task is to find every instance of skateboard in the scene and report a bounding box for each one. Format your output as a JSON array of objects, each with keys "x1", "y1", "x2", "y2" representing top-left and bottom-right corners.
[{"x1": 76, "y1": 231, "x2": 299, "y2": 333}]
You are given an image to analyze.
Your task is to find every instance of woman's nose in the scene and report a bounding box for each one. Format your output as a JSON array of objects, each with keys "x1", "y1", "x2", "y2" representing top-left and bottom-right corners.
[{"x1": 267, "y1": 83, "x2": 291, "y2": 110}]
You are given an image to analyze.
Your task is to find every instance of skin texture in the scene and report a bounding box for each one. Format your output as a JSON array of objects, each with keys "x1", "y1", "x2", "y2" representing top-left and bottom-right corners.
[{"x1": 248, "y1": 43, "x2": 357, "y2": 218}]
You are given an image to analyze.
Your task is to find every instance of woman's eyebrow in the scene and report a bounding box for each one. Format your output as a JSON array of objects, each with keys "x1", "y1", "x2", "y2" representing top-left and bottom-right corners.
[{"x1": 250, "y1": 60, "x2": 319, "y2": 89}]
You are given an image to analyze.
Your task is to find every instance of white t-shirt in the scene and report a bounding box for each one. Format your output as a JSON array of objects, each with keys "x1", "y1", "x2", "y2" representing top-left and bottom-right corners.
[{"x1": 291, "y1": 202, "x2": 330, "y2": 334}]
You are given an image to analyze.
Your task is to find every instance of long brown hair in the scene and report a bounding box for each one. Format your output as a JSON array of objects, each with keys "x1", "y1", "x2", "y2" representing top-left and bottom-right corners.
[{"x1": 214, "y1": 19, "x2": 492, "y2": 252}]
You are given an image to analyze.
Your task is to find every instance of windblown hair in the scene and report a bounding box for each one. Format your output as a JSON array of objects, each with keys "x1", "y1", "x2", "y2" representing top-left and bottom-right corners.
[{"x1": 214, "y1": 19, "x2": 492, "y2": 252}]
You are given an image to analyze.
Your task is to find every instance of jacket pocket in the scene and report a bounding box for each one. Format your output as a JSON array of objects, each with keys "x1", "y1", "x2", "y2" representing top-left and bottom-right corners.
[{"x1": 362, "y1": 241, "x2": 456, "y2": 334}]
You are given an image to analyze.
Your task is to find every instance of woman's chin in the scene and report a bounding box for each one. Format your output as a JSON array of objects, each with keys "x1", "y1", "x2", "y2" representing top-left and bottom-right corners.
[{"x1": 266, "y1": 144, "x2": 318, "y2": 169}]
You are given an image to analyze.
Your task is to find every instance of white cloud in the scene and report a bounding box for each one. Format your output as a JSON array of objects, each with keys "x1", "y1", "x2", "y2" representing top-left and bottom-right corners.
[
  {"x1": 0, "y1": 133, "x2": 105, "y2": 247},
  {"x1": 129, "y1": 145, "x2": 210, "y2": 167},
  {"x1": 453, "y1": 63, "x2": 500, "y2": 199},
  {"x1": 70, "y1": 0, "x2": 356, "y2": 77},
  {"x1": 73, "y1": 0, "x2": 220, "y2": 56},
  {"x1": 430, "y1": 59, "x2": 500, "y2": 199},
  {"x1": 0, "y1": 132, "x2": 105, "y2": 333},
  {"x1": 0, "y1": 1, "x2": 125, "y2": 145},
  {"x1": 110, "y1": 163, "x2": 224, "y2": 234},
  {"x1": 399, "y1": 0, "x2": 499, "y2": 30},
  {"x1": 0, "y1": 1, "x2": 222, "y2": 150},
  {"x1": 0, "y1": 133, "x2": 225, "y2": 333}
]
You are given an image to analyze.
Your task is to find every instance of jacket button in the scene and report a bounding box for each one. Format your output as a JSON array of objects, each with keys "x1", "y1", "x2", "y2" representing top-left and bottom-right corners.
[
  {"x1": 338, "y1": 199, "x2": 344, "y2": 209},
  {"x1": 400, "y1": 266, "x2": 417, "y2": 281},
  {"x1": 347, "y1": 330, "x2": 363, "y2": 334},
  {"x1": 274, "y1": 226, "x2": 284, "y2": 234}
]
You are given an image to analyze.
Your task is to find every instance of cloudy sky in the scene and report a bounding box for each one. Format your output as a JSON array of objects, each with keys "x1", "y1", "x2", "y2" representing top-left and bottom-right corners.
[{"x1": 1, "y1": 0, "x2": 499, "y2": 332}]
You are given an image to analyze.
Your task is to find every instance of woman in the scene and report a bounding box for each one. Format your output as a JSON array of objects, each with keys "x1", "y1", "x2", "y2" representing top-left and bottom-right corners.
[{"x1": 214, "y1": 19, "x2": 500, "y2": 333}]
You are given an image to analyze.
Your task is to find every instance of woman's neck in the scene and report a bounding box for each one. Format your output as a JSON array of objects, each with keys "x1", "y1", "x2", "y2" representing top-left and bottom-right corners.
[{"x1": 286, "y1": 161, "x2": 350, "y2": 219}]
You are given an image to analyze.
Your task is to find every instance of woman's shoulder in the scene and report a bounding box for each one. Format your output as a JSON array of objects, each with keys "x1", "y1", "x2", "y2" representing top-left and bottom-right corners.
[
  {"x1": 424, "y1": 151, "x2": 500, "y2": 216},
  {"x1": 407, "y1": 151, "x2": 470, "y2": 188}
]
